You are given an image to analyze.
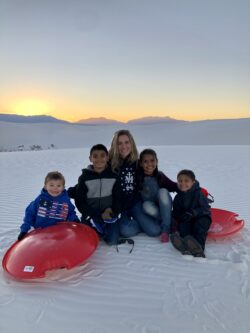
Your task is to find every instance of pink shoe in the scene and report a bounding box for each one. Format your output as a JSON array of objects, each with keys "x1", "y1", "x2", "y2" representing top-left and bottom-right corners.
[{"x1": 160, "y1": 232, "x2": 169, "y2": 243}]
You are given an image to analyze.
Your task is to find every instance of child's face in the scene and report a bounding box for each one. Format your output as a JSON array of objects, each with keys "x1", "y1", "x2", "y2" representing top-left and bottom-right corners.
[
  {"x1": 141, "y1": 154, "x2": 157, "y2": 176},
  {"x1": 117, "y1": 134, "x2": 132, "y2": 159},
  {"x1": 177, "y1": 175, "x2": 195, "y2": 192},
  {"x1": 90, "y1": 150, "x2": 108, "y2": 172},
  {"x1": 45, "y1": 180, "x2": 64, "y2": 197}
]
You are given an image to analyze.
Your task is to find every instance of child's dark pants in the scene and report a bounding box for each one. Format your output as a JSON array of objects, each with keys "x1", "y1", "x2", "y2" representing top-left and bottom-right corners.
[{"x1": 179, "y1": 216, "x2": 211, "y2": 250}]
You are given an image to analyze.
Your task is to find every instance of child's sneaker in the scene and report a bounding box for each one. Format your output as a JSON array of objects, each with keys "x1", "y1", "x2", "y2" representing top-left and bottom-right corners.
[
  {"x1": 170, "y1": 233, "x2": 187, "y2": 254},
  {"x1": 160, "y1": 232, "x2": 169, "y2": 243},
  {"x1": 183, "y1": 235, "x2": 205, "y2": 257},
  {"x1": 193, "y1": 252, "x2": 206, "y2": 258}
]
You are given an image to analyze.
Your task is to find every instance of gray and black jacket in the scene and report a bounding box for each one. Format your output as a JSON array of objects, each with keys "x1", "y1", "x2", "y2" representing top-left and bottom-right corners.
[{"x1": 68, "y1": 165, "x2": 122, "y2": 220}]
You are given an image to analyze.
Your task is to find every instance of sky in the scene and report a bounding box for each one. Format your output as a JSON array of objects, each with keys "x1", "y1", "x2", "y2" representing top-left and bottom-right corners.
[{"x1": 0, "y1": 0, "x2": 249, "y2": 123}]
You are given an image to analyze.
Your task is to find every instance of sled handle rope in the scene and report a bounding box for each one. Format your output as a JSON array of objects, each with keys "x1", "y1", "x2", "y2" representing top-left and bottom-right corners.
[{"x1": 201, "y1": 188, "x2": 214, "y2": 203}]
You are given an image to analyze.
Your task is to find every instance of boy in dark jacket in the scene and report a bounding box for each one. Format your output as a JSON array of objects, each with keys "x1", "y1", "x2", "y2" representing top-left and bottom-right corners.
[
  {"x1": 170, "y1": 169, "x2": 211, "y2": 257},
  {"x1": 68, "y1": 144, "x2": 121, "y2": 245},
  {"x1": 18, "y1": 171, "x2": 79, "y2": 241}
]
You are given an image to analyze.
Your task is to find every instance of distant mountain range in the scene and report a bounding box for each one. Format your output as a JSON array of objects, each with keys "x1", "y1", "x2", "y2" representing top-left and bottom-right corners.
[
  {"x1": 0, "y1": 113, "x2": 249, "y2": 128},
  {"x1": 127, "y1": 116, "x2": 184, "y2": 124},
  {"x1": 76, "y1": 117, "x2": 123, "y2": 125},
  {"x1": 76, "y1": 116, "x2": 184, "y2": 125},
  {"x1": 0, "y1": 114, "x2": 184, "y2": 125},
  {"x1": 0, "y1": 114, "x2": 68, "y2": 124},
  {"x1": 1, "y1": 115, "x2": 250, "y2": 151}
]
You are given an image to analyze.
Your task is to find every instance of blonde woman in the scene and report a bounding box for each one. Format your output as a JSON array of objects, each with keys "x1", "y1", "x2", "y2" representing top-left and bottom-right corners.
[
  {"x1": 110, "y1": 129, "x2": 164, "y2": 239},
  {"x1": 109, "y1": 130, "x2": 141, "y2": 237}
]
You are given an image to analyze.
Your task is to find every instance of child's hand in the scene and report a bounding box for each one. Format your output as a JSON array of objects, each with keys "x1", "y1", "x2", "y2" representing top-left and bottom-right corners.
[
  {"x1": 17, "y1": 231, "x2": 27, "y2": 241},
  {"x1": 180, "y1": 212, "x2": 193, "y2": 223},
  {"x1": 101, "y1": 208, "x2": 113, "y2": 220}
]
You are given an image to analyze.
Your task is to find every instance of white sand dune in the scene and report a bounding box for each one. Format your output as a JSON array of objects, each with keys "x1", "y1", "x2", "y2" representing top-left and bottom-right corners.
[
  {"x1": 0, "y1": 146, "x2": 250, "y2": 333},
  {"x1": 1, "y1": 118, "x2": 250, "y2": 151}
]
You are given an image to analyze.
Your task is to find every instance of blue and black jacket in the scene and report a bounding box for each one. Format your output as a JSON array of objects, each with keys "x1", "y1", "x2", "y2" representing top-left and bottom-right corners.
[{"x1": 20, "y1": 189, "x2": 79, "y2": 233}]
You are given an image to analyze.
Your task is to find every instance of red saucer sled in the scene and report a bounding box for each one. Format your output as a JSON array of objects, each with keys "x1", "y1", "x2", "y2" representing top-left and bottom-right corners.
[
  {"x1": 2, "y1": 222, "x2": 99, "y2": 280},
  {"x1": 172, "y1": 208, "x2": 245, "y2": 240},
  {"x1": 207, "y1": 208, "x2": 245, "y2": 239}
]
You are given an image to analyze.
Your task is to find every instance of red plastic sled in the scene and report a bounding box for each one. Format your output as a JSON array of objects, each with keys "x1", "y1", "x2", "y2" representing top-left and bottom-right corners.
[
  {"x1": 2, "y1": 222, "x2": 99, "y2": 280},
  {"x1": 208, "y1": 208, "x2": 245, "y2": 239}
]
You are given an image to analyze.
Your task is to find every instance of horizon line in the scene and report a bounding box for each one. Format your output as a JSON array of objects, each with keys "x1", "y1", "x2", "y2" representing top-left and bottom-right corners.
[{"x1": 1, "y1": 112, "x2": 250, "y2": 124}]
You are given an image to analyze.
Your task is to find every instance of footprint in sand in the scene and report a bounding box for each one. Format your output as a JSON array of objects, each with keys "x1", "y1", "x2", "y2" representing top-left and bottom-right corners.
[
  {"x1": 25, "y1": 298, "x2": 55, "y2": 324},
  {"x1": 225, "y1": 249, "x2": 249, "y2": 273},
  {"x1": 227, "y1": 245, "x2": 250, "y2": 264},
  {"x1": 241, "y1": 279, "x2": 250, "y2": 299},
  {"x1": 0, "y1": 293, "x2": 15, "y2": 306},
  {"x1": 25, "y1": 305, "x2": 44, "y2": 324},
  {"x1": 226, "y1": 250, "x2": 243, "y2": 263}
]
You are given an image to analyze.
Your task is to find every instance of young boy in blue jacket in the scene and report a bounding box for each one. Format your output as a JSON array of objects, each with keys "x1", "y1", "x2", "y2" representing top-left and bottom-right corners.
[
  {"x1": 68, "y1": 144, "x2": 122, "y2": 245},
  {"x1": 18, "y1": 171, "x2": 79, "y2": 240}
]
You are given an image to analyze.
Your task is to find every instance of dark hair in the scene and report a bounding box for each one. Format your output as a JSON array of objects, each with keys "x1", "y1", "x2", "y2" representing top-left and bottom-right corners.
[
  {"x1": 90, "y1": 144, "x2": 108, "y2": 156},
  {"x1": 44, "y1": 171, "x2": 65, "y2": 186},
  {"x1": 139, "y1": 148, "x2": 158, "y2": 163},
  {"x1": 137, "y1": 148, "x2": 159, "y2": 189},
  {"x1": 177, "y1": 169, "x2": 196, "y2": 181}
]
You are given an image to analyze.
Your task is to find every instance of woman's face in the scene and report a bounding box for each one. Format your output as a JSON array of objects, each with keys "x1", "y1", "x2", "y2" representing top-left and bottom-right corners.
[{"x1": 117, "y1": 134, "x2": 132, "y2": 159}]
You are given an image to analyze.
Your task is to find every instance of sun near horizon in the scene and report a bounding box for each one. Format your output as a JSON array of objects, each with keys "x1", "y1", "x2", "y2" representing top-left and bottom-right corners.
[{"x1": 10, "y1": 99, "x2": 53, "y2": 117}]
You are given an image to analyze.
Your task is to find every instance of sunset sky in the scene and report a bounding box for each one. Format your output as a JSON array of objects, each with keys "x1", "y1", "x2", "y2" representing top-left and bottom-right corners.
[{"x1": 0, "y1": 0, "x2": 249, "y2": 122}]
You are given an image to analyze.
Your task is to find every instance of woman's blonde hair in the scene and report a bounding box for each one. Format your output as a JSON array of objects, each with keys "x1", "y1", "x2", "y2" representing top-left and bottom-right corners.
[{"x1": 109, "y1": 129, "x2": 139, "y2": 171}]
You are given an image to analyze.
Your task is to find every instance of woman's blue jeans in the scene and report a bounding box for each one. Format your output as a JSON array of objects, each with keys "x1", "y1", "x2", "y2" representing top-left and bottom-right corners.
[
  {"x1": 119, "y1": 189, "x2": 172, "y2": 238},
  {"x1": 131, "y1": 188, "x2": 172, "y2": 237},
  {"x1": 119, "y1": 211, "x2": 141, "y2": 238},
  {"x1": 142, "y1": 188, "x2": 172, "y2": 233}
]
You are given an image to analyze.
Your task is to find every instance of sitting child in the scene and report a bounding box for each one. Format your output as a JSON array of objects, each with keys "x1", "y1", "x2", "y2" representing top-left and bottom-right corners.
[
  {"x1": 68, "y1": 144, "x2": 121, "y2": 245},
  {"x1": 18, "y1": 171, "x2": 79, "y2": 241},
  {"x1": 170, "y1": 169, "x2": 211, "y2": 257},
  {"x1": 136, "y1": 148, "x2": 178, "y2": 242}
]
